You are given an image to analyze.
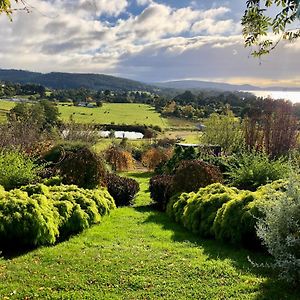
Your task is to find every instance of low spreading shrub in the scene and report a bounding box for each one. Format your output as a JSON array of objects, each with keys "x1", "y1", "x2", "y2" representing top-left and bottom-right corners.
[
  {"x1": 0, "y1": 150, "x2": 41, "y2": 190},
  {"x1": 105, "y1": 173, "x2": 140, "y2": 207},
  {"x1": 167, "y1": 180, "x2": 289, "y2": 248},
  {"x1": 149, "y1": 175, "x2": 173, "y2": 211},
  {"x1": 226, "y1": 151, "x2": 289, "y2": 191},
  {"x1": 0, "y1": 184, "x2": 115, "y2": 247},
  {"x1": 44, "y1": 142, "x2": 107, "y2": 188},
  {"x1": 171, "y1": 160, "x2": 223, "y2": 194}
]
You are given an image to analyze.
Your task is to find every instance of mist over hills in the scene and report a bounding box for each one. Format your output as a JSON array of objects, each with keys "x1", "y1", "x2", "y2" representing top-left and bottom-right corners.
[
  {"x1": 0, "y1": 69, "x2": 298, "y2": 92},
  {"x1": 154, "y1": 80, "x2": 300, "y2": 92}
]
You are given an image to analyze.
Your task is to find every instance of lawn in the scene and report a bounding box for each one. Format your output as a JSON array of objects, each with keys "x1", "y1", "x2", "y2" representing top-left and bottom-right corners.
[{"x1": 0, "y1": 173, "x2": 298, "y2": 299}]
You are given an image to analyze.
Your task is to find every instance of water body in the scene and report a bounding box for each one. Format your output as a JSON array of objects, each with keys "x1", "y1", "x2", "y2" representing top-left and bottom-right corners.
[
  {"x1": 246, "y1": 90, "x2": 300, "y2": 103},
  {"x1": 62, "y1": 130, "x2": 144, "y2": 140},
  {"x1": 99, "y1": 131, "x2": 144, "y2": 139}
]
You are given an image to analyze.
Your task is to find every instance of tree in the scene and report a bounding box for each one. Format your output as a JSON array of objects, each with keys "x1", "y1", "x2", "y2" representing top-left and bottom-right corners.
[
  {"x1": 0, "y1": 0, "x2": 27, "y2": 18},
  {"x1": 242, "y1": 0, "x2": 300, "y2": 56},
  {"x1": 244, "y1": 98, "x2": 298, "y2": 157},
  {"x1": 202, "y1": 109, "x2": 245, "y2": 154}
]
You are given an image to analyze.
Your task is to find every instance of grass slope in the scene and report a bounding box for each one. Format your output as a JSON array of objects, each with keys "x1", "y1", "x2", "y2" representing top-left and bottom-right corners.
[
  {"x1": 0, "y1": 100, "x2": 167, "y2": 127},
  {"x1": 59, "y1": 103, "x2": 167, "y2": 127},
  {"x1": 0, "y1": 173, "x2": 298, "y2": 299}
]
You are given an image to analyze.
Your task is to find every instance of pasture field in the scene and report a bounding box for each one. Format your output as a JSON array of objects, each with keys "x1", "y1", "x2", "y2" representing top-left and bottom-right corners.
[
  {"x1": 0, "y1": 172, "x2": 298, "y2": 300},
  {"x1": 58, "y1": 103, "x2": 167, "y2": 128},
  {"x1": 0, "y1": 101, "x2": 167, "y2": 128}
]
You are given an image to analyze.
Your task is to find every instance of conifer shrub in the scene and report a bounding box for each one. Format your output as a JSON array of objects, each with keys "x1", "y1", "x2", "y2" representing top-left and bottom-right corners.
[
  {"x1": 0, "y1": 184, "x2": 115, "y2": 248},
  {"x1": 0, "y1": 191, "x2": 59, "y2": 246},
  {"x1": 182, "y1": 184, "x2": 239, "y2": 237},
  {"x1": 171, "y1": 160, "x2": 223, "y2": 194},
  {"x1": 167, "y1": 181, "x2": 288, "y2": 248},
  {"x1": 149, "y1": 175, "x2": 173, "y2": 210},
  {"x1": 105, "y1": 173, "x2": 140, "y2": 207},
  {"x1": 0, "y1": 150, "x2": 41, "y2": 190}
]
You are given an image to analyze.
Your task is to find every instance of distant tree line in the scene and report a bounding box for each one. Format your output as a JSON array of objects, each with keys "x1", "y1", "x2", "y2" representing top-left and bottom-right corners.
[
  {"x1": 0, "y1": 81, "x2": 46, "y2": 98},
  {"x1": 2, "y1": 80, "x2": 300, "y2": 122}
]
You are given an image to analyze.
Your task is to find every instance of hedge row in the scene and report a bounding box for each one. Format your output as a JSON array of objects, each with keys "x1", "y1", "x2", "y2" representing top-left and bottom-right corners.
[
  {"x1": 0, "y1": 183, "x2": 115, "y2": 247},
  {"x1": 167, "y1": 180, "x2": 287, "y2": 248}
]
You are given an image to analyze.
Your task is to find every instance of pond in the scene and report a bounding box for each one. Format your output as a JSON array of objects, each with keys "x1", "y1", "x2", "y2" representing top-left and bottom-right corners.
[{"x1": 99, "y1": 131, "x2": 144, "y2": 139}]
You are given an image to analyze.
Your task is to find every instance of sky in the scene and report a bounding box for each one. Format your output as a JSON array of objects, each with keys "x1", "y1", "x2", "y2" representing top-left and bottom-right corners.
[{"x1": 0, "y1": 0, "x2": 299, "y2": 87}]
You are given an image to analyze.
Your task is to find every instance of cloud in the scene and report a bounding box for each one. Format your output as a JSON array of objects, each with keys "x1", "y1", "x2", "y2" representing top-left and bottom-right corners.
[{"x1": 0, "y1": 0, "x2": 298, "y2": 87}]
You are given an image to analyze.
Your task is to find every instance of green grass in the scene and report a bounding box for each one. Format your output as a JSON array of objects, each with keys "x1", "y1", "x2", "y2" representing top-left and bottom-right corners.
[
  {"x1": 0, "y1": 101, "x2": 168, "y2": 128},
  {"x1": 0, "y1": 172, "x2": 298, "y2": 299},
  {"x1": 59, "y1": 103, "x2": 167, "y2": 128}
]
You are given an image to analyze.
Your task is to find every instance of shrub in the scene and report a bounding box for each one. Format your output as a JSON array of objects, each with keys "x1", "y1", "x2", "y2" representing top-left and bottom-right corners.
[
  {"x1": 171, "y1": 160, "x2": 223, "y2": 194},
  {"x1": 0, "y1": 184, "x2": 115, "y2": 248},
  {"x1": 105, "y1": 173, "x2": 139, "y2": 207},
  {"x1": 0, "y1": 192, "x2": 59, "y2": 246},
  {"x1": 44, "y1": 142, "x2": 106, "y2": 188},
  {"x1": 149, "y1": 175, "x2": 173, "y2": 211},
  {"x1": 167, "y1": 181, "x2": 286, "y2": 248},
  {"x1": 201, "y1": 109, "x2": 245, "y2": 155},
  {"x1": 162, "y1": 146, "x2": 198, "y2": 174},
  {"x1": 226, "y1": 151, "x2": 289, "y2": 191},
  {"x1": 182, "y1": 184, "x2": 239, "y2": 237},
  {"x1": 212, "y1": 191, "x2": 260, "y2": 247},
  {"x1": 105, "y1": 146, "x2": 135, "y2": 171},
  {"x1": 0, "y1": 150, "x2": 41, "y2": 190},
  {"x1": 142, "y1": 147, "x2": 173, "y2": 171},
  {"x1": 255, "y1": 178, "x2": 300, "y2": 284}
]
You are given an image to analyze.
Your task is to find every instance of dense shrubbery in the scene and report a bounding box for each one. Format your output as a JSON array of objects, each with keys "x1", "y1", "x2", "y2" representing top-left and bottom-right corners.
[
  {"x1": 149, "y1": 175, "x2": 173, "y2": 211},
  {"x1": 226, "y1": 152, "x2": 289, "y2": 190},
  {"x1": 0, "y1": 183, "x2": 115, "y2": 248},
  {"x1": 171, "y1": 160, "x2": 223, "y2": 194},
  {"x1": 44, "y1": 142, "x2": 107, "y2": 188},
  {"x1": 0, "y1": 150, "x2": 41, "y2": 190},
  {"x1": 105, "y1": 173, "x2": 140, "y2": 207},
  {"x1": 167, "y1": 180, "x2": 289, "y2": 248}
]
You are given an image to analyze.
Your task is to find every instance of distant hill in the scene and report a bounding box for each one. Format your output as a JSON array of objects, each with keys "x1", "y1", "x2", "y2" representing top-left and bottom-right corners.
[
  {"x1": 154, "y1": 80, "x2": 261, "y2": 91},
  {"x1": 154, "y1": 80, "x2": 300, "y2": 92},
  {"x1": 0, "y1": 69, "x2": 154, "y2": 91}
]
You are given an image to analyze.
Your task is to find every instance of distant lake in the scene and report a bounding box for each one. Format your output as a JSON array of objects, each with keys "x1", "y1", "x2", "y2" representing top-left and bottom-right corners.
[{"x1": 245, "y1": 90, "x2": 300, "y2": 103}]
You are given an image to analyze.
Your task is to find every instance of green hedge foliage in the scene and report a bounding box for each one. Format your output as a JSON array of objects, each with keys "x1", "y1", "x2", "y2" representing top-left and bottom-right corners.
[
  {"x1": 0, "y1": 150, "x2": 41, "y2": 190},
  {"x1": 0, "y1": 184, "x2": 115, "y2": 247},
  {"x1": 167, "y1": 180, "x2": 287, "y2": 248}
]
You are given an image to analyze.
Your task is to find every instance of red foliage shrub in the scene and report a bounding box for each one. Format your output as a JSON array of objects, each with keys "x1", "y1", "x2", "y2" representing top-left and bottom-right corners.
[{"x1": 171, "y1": 160, "x2": 223, "y2": 194}]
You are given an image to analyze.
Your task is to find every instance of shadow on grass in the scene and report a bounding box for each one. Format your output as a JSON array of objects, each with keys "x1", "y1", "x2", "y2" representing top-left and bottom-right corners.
[
  {"x1": 0, "y1": 245, "x2": 37, "y2": 260},
  {"x1": 136, "y1": 204, "x2": 300, "y2": 300}
]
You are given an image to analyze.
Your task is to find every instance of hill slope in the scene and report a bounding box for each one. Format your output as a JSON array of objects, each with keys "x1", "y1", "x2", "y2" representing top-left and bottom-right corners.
[
  {"x1": 0, "y1": 69, "x2": 153, "y2": 91},
  {"x1": 154, "y1": 80, "x2": 260, "y2": 91}
]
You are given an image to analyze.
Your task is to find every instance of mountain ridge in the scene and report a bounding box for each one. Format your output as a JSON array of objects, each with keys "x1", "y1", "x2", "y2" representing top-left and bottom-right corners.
[{"x1": 0, "y1": 69, "x2": 299, "y2": 92}]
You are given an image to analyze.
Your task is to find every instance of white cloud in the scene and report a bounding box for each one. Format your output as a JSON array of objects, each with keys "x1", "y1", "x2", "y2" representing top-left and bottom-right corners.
[{"x1": 0, "y1": 0, "x2": 298, "y2": 86}]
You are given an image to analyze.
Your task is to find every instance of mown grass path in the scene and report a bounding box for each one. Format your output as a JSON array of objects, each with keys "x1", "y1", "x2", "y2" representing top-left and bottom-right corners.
[{"x1": 0, "y1": 172, "x2": 299, "y2": 299}]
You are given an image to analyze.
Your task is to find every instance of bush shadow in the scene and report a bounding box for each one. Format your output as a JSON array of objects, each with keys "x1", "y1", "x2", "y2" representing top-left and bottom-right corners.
[{"x1": 138, "y1": 204, "x2": 300, "y2": 300}]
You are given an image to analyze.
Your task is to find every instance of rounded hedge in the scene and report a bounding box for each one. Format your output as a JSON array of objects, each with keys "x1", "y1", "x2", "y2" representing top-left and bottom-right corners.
[{"x1": 171, "y1": 160, "x2": 223, "y2": 194}]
